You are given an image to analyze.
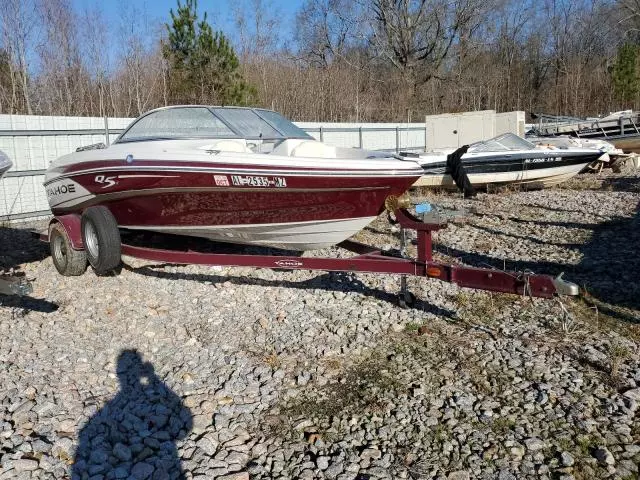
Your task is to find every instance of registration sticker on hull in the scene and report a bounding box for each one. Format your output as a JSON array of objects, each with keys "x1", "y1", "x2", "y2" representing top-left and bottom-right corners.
[
  {"x1": 524, "y1": 157, "x2": 563, "y2": 164},
  {"x1": 214, "y1": 175, "x2": 230, "y2": 186},
  {"x1": 231, "y1": 175, "x2": 287, "y2": 187}
]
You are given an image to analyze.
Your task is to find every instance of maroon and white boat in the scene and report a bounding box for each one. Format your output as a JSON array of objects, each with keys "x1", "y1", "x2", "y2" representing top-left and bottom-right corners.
[{"x1": 45, "y1": 106, "x2": 423, "y2": 251}]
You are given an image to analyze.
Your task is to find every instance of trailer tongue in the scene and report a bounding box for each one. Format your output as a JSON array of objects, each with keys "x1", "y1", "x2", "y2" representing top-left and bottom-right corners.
[{"x1": 40, "y1": 200, "x2": 579, "y2": 303}]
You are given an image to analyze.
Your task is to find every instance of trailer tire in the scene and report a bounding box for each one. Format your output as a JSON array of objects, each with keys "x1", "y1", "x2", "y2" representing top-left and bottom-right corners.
[
  {"x1": 50, "y1": 223, "x2": 88, "y2": 276},
  {"x1": 81, "y1": 206, "x2": 122, "y2": 274},
  {"x1": 446, "y1": 145, "x2": 476, "y2": 198}
]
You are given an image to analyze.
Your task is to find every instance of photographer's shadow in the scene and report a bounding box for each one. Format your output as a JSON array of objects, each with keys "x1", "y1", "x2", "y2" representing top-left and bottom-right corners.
[{"x1": 72, "y1": 350, "x2": 193, "y2": 480}]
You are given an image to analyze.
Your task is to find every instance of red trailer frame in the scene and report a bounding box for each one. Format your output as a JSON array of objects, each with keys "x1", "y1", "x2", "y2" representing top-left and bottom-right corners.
[{"x1": 42, "y1": 208, "x2": 579, "y2": 300}]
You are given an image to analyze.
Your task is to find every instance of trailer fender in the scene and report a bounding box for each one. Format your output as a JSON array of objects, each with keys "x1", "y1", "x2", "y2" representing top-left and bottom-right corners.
[{"x1": 48, "y1": 214, "x2": 84, "y2": 250}]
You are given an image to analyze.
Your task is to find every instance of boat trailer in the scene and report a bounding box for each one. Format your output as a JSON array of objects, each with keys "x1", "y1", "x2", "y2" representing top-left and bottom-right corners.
[{"x1": 38, "y1": 202, "x2": 579, "y2": 304}]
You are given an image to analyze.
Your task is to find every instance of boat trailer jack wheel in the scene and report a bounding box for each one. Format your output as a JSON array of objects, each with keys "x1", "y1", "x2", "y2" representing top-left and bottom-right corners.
[
  {"x1": 398, "y1": 275, "x2": 416, "y2": 308},
  {"x1": 396, "y1": 227, "x2": 416, "y2": 308}
]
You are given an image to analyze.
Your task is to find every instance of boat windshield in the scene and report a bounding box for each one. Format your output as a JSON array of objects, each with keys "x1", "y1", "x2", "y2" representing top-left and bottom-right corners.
[
  {"x1": 118, "y1": 107, "x2": 237, "y2": 142},
  {"x1": 254, "y1": 109, "x2": 312, "y2": 139},
  {"x1": 211, "y1": 108, "x2": 282, "y2": 139},
  {"x1": 469, "y1": 133, "x2": 536, "y2": 152},
  {"x1": 117, "y1": 106, "x2": 312, "y2": 143}
]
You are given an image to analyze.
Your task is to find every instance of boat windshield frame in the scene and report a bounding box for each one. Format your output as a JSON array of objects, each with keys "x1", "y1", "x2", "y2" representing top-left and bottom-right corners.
[
  {"x1": 468, "y1": 133, "x2": 536, "y2": 152},
  {"x1": 114, "y1": 105, "x2": 312, "y2": 144}
]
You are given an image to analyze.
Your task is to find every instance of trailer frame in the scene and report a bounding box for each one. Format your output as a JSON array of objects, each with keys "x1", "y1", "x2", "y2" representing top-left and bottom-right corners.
[{"x1": 39, "y1": 206, "x2": 579, "y2": 302}]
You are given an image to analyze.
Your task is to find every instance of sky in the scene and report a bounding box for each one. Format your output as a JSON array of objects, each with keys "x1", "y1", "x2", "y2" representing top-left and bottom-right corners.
[{"x1": 70, "y1": 0, "x2": 303, "y2": 45}]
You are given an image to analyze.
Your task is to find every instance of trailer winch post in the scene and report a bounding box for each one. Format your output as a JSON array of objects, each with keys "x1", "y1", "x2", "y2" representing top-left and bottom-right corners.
[{"x1": 397, "y1": 224, "x2": 412, "y2": 307}]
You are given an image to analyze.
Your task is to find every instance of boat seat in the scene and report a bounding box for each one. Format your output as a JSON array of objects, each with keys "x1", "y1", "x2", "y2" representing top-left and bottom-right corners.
[
  {"x1": 290, "y1": 140, "x2": 337, "y2": 159},
  {"x1": 199, "y1": 140, "x2": 250, "y2": 153},
  {"x1": 271, "y1": 139, "x2": 307, "y2": 156}
]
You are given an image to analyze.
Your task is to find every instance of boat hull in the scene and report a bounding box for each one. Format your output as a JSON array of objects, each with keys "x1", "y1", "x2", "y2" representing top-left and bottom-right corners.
[
  {"x1": 414, "y1": 150, "x2": 600, "y2": 190},
  {"x1": 414, "y1": 162, "x2": 590, "y2": 189},
  {"x1": 610, "y1": 135, "x2": 640, "y2": 153},
  {"x1": 45, "y1": 160, "x2": 420, "y2": 250},
  {"x1": 125, "y1": 216, "x2": 377, "y2": 250}
]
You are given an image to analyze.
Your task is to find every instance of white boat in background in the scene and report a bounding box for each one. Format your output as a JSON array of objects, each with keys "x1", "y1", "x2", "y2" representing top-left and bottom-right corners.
[
  {"x1": 531, "y1": 110, "x2": 640, "y2": 153},
  {"x1": 0, "y1": 152, "x2": 12, "y2": 179},
  {"x1": 0, "y1": 151, "x2": 31, "y2": 296},
  {"x1": 405, "y1": 133, "x2": 601, "y2": 191},
  {"x1": 527, "y1": 135, "x2": 634, "y2": 171}
]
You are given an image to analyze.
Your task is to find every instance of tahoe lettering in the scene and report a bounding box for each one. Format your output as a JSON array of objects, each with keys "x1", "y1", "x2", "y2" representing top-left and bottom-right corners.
[{"x1": 46, "y1": 183, "x2": 76, "y2": 197}]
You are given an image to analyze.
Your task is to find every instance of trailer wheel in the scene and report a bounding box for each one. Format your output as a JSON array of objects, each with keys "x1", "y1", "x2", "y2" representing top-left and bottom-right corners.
[
  {"x1": 50, "y1": 223, "x2": 88, "y2": 276},
  {"x1": 81, "y1": 206, "x2": 122, "y2": 274}
]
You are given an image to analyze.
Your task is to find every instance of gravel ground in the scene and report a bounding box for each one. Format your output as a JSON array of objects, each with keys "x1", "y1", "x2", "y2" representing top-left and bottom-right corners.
[{"x1": 1, "y1": 171, "x2": 639, "y2": 480}]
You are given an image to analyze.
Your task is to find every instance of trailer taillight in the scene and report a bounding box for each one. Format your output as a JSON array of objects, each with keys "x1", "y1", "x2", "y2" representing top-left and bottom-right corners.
[{"x1": 426, "y1": 266, "x2": 442, "y2": 277}]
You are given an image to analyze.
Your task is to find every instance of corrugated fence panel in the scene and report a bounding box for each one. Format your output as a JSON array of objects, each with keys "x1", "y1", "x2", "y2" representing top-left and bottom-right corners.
[
  {"x1": 297, "y1": 122, "x2": 425, "y2": 150},
  {"x1": 0, "y1": 115, "x2": 135, "y2": 218},
  {"x1": 0, "y1": 175, "x2": 47, "y2": 217},
  {"x1": 0, "y1": 115, "x2": 426, "y2": 221}
]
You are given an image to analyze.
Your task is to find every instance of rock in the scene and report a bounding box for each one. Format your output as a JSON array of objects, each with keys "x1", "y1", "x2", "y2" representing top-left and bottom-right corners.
[
  {"x1": 524, "y1": 438, "x2": 545, "y2": 452},
  {"x1": 594, "y1": 447, "x2": 615, "y2": 466},
  {"x1": 293, "y1": 419, "x2": 314, "y2": 430},
  {"x1": 13, "y1": 459, "x2": 39, "y2": 472},
  {"x1": 360, "y1": 448, "x2": 382, "y2": 461},
  {"x1": 497, "y1": 469, "x2": 516, "y2": 480},
  {"x1": 218, "y1": 473, "x2": 249, "y2": 480},
  {"x1": 23, "y1": 386, "x2": 37, "y2": 400},
  {"x1": 324, "y1": 461, "x2": 344, "y2": 479},
  {"x1": 214, "y1": 414, "x2": 231, "y2": 430},
  {"x1": 89, "y1": 449, "x2": 109, "y2": 464},
  {"x1": 52, "y1": 437, "x2": 74, "y2": 460},
  {"x1": 131, "y1": 462, "x2": 155, "y2": 479},
  {"x1": 114, "y1": 465, "x2": 130, "y2": 478},
  {"x1": 317, "y1": 456, "x2": 330, "y2": 470},
  {"x1": 560, "y1": 451, "x2": 575, "y2": 467},
  {"x1": 196, "y1": 435, "x2": 218, "y2": 456},
  {"x1": 251, "y1": 443, "x2": 268, "y2": 457},
  {"x1": 447, "y1": 470, "x2": 470, "y2": 480},
  {"x1": 192, "y1": 415, "x2": 211, "y2": 434},
  {"x1": 113, "y1": 442, "x2": 132, "y2": 462},
  {"x1": 226, "y1": 451, "x2": 249, "y2": 466},
  {"x1": 536, "y1": 391, "x2": 549, "y2": 405},
  {"x1": 510, "y1": 446, "x2": 525, "y2": 458},
  {"x1": 622, "y1": 388, "x2": 640, "y2": 401}
]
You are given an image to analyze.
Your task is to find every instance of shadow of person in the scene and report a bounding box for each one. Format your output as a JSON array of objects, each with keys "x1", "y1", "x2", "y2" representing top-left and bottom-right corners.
[{"x1": 72, "y1": 350, "x2": 193, "y2": 480}]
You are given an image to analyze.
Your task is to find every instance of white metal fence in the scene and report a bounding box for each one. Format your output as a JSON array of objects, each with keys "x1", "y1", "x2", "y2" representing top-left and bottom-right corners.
[{"x1": 0, "y1": 115, "x2": 426, "y2": 221}]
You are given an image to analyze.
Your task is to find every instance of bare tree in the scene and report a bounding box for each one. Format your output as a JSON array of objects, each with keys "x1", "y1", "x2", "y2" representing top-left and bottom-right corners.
[
  {"x1": 116, "y1": 2, "x2": 165, "y2": 116},
  {"x1": 295, "y1": 0, "x2": 359, "y2": 67},
  {"x1": 234, "y1": 0, "x2": 280, "y2": 61},
  {"x1": 79, "y1": 5, "x2": 111, "y2": 116},
  {"x1": 366, "y1": 0, "x2": 491, "y2": 87},
  {"x1": 0, "y1": 0, "x2": 631, "y2": 120},
  {"x1": 35, "y1": 0, "x2": 88, "y2": 115},
  {"x1": 0, "y1": 0, "x2": 36, "y2": 113}
]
